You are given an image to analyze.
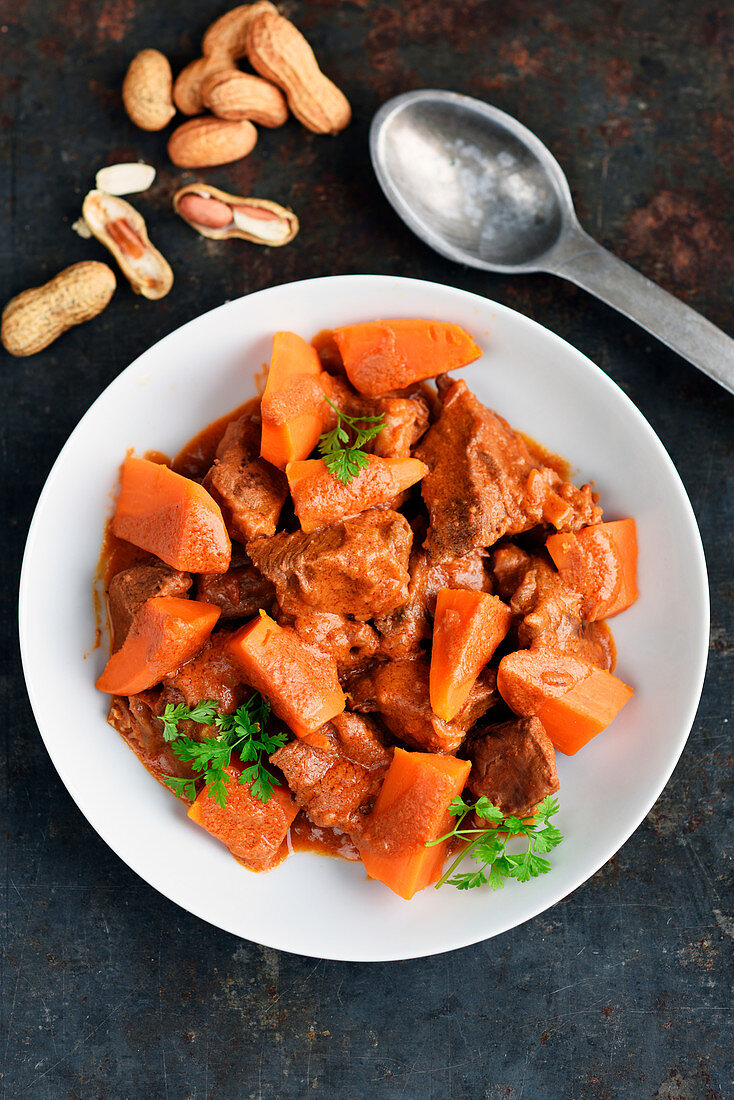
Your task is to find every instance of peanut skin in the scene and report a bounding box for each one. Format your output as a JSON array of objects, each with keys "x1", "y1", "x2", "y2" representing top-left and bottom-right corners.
[
  {"x1": 177, "y1": 193, "x2": 234, "y2": 229},
  {"x1": 2, "y1": 262, "x2": 116, "y2": 357}
]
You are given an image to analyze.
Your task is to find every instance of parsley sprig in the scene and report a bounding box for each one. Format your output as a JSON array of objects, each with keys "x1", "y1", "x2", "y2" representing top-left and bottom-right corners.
[
  {"x1": 317, "y1": 397, "x2": 385, "y2": 484},
  {"x1": 428, "y1": 795, "x2": 564, "y2": 891},
  {"x1": 161, "y1": 694, "x2": 288, "y2": 808}
]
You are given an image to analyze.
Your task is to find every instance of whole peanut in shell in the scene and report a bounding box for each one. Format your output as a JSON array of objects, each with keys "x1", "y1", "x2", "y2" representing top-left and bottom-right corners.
[
  {"x1": 174, "y1": 1, "x2": 279, "y2": 117},
  {"x1": 202, "y1": 70, "x2": 288, "y2": 127},
  {"x1": 201, "y1": 1, "x2": 277, "y2": 59},
  {"x1": 245, "y1": 9, "x2": 351, "y2": 134},
  {"x1": 173, "y1": 54, "x2": 234, "y2": 116},
  {"x1": 168, "y1": 116, "x2": 258, "y2": 168},
  {"x1": 123, "y1": 49, "x2": 176, "y2": 131},
  {"x1": 2, "y1": 262, "x2": 116, "y2": 357}
]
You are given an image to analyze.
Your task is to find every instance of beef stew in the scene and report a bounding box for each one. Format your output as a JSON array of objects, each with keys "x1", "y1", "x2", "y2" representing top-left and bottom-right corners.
[{"x1": 96, "y1": 318, "x2": 637, "y2": 898}]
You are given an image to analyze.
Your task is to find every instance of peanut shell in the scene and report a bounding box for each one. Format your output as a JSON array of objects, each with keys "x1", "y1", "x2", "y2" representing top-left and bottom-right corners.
[
  {"x1": 173, "y1": 54, "x2": 234, "y2": 116},
  {"x1": 1, "y1": 262, "x2": 116, "y2": 357},
  {"x1": 168, "y1": 116, "x2": 258, "y2": 168},
  {"x1": 201, "y1": 1, "x2": 277, "y2": 59},
  {"x1": 82, "y1": 190, "x2": 173, "y2": 300},
  {"x1": 245, "y1": 10, "x2": 351, "y2": 135},
  {"x1": 202, "y1": 70, "x2": 288, "y2": 127},
  {"x1": 122, "y1": 49, "x2": 176, "y2": 131},
  {"x1": 173, "y1": 183, "x2": 298, "y2": 246}
]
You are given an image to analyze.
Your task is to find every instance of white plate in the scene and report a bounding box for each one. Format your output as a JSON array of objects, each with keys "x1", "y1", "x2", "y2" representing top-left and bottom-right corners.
[{"x1": 19, "y1": 275, "x2": 709, "y2": 962}]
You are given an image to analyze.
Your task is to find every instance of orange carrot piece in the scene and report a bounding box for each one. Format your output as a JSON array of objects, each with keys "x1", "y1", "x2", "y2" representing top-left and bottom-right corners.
[
  {"x1": 260, "y1": 331, "x2": 325, "y2": 469},
  {"x1": 497, "y1": 649, "x2": 633, "y2": 756},
  {"x1": 430, "y1": 589, "x2": 513, "y2": 721},
  {"x1": 358, "y1": 748, "x2": 471, "y2": 900},
  {"x1": 188, "y1": 762, "x2": 298, "y2": 871},
  {"x1": 113, "y1": 456, "x2": 231, "y2": 573},
  {"x1": 96, "y1": 596, "x2": 220, "y2": 695},
  {"x1": 536, "y1": 672, "x2": 634, "y2": 755},
  {"x1": 286, "y1": 455, "x2": 428, "y2": 532},
  {"x1": 333, "y1": 319, "x2": 483, "y2": 396},
  {"x1": 546, "y1": 519, "x2": 638, "y2": 620},
  {"x1": 227, "y1": 612, "x2": 345, "y2": 738}
]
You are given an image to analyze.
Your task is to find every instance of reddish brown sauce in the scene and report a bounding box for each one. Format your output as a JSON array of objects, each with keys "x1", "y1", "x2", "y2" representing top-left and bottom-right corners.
[
  {"x1": 92, "y1": 519, "x2": 150, "y2": 649},
  {"x1": 142, "y1": 449, "x2": 171, "y2": 467},
  {"x1": 98, "y1": 518, "x2": 151, "y2": 588},
  {"x1": 521, "y1": 433, "x2": 572, "y2": 481},
  {"x1": 172, "y1": 399, "x2": 258, "y2": 479},
  {"x1": 311, "y1": 328, "x2": 344, "y2": 373},
  {"x1": 290, "y1": 812, "x2": 360, "y2": 861}
]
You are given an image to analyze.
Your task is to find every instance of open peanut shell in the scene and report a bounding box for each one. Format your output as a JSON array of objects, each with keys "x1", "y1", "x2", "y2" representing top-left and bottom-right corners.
[
  {"x1": 81, "y1": 190, "x2": 173, "y2": 300},
  {"x1": 173, "y1": 183, "x2": 299, "y2": 246}
]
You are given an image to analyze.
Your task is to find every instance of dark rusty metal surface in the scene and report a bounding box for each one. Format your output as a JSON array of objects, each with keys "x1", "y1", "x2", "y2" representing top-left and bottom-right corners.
[{"x1": 1, "y1": 0, "x2": 732, "y2": 1096}]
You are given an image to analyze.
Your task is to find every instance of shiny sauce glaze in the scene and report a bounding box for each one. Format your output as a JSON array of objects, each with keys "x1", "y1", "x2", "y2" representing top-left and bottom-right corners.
[
  {"x1": 172, "y1": 399, "x2": 257, "y2": 480},
  {"x1": 290, "y1": 813, "x2": 360, "y2": 861}
]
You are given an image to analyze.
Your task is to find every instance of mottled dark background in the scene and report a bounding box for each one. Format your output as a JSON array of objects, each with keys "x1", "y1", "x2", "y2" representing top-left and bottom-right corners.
[{"x1": 2, "y1": 0, "x2": 732, "y2": 1096}]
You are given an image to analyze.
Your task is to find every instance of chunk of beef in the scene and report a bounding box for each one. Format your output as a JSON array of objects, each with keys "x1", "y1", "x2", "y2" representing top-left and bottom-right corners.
[
  {"x1": 270, "y1": 713, "x2": 391, "y2": 834},
  {"x1": 203, "y1": 409, "x2": 288, "y2": 543},
  {"x1": 494, "y1": 547, "x2": 614, "y2": 670},
  {"x1": 108, "y1": 692, "x2": 194, "y2": 789},
  {"x1": 492, "y1": 544, "x2": 534, "y2": 600},
  {"x1": 372, "y1": 396, "x2": 430, "y2": 458},
  {"x1": 349, "y1": 658, "x2": 497, "y2": 754},
  {"x1": 287, "y1": 612, "x2": 380, "y2": 675},
  {"x1": 375, "y1": 548, "x2": 491, "y2": 659},
  {"x1": 464, "y1": 717, "x2": 559, "y2": 816},
  {"x1": 196, "y1": 564, "x2": 275, "y2": 620},
  {"x1": 190, "y1": 763, "x2": 297, "y2": 872},
  {"x1": 247, "y1": 509, "x2": 412, "y2": 620},
  {"x1": 415, "y1": 379, "x2": 601, "y2": 559},
  {"x1": 330, "y1": 711, "x2": 392, "y2": 769},
  {"x1": 162, "y1": 632, "x2": 249, "y2": 714},
  {"x1": 323, "y1": 376, "x2": 430, "y2": 458},
  {"x1": 107, "y1": 563, "x2": 192, "y2": 650}
]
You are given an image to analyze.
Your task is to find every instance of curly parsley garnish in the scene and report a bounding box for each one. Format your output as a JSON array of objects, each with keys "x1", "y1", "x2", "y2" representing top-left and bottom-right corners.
[
  {"x1": 317, "y1": 397, "x2": 385, "y2": 484},
  {"x1": 428, "y1": 795, "x2": 564, "y2": 891},
  {"x1": 162, "y1": 694, "x2": 288, "y2": 808}
]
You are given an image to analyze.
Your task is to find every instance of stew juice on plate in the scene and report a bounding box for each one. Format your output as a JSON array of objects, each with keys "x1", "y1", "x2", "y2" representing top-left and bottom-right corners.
[{"x1": 95, "y1": 318, "x2": 638, "y2": 900}]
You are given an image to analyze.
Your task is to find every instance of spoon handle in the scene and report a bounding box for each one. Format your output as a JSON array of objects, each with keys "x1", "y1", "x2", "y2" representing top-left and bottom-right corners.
[{"x1": 546, "y1": 226, "x2": 734, "y2": 396}]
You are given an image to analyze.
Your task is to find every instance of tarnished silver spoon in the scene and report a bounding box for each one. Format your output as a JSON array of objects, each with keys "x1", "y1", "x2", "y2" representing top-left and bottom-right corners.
[{"x1": 370, "y1": 89, "x2": 734, "y2": 395}]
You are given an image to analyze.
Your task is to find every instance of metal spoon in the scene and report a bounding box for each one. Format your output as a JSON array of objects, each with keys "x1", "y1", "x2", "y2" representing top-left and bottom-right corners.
[{"x1": 370, "y1": 89, "x2": 734, "y2": 396}]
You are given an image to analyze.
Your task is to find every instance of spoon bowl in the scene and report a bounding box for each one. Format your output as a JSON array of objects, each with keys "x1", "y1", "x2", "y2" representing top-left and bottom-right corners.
[
  {"x1": 371, "y1": 91, "x2": 573, "y2": 272},
  {"x1": 370, "y1": 89, "x2": 734, "y2": 394}
]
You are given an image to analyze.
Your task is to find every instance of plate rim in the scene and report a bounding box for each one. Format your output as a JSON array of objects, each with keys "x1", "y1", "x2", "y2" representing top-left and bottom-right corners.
[{"x1": 18, "y1": 273, "x2": 710, "y2": 961}]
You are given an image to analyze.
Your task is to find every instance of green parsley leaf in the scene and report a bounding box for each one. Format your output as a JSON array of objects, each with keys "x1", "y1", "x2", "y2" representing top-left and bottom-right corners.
[
  {"x1": 163, "y1": 775, "x2": 198, "y2": 801},
  {"x1": 532, "y1": 823, "x2": 564, "y2": 853},
  {"x1": 536, "y1": 795, "x2": 560, "y2": 821},
  {"x1": 161, "y1": 692, "x2": 285, "y2": 807},
  {"x1": 317, "y1": 398, "x2": 385, "y2": 485},
  {"x1": 428, "y1": 797, "x2": 564, "y2": 892}
]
